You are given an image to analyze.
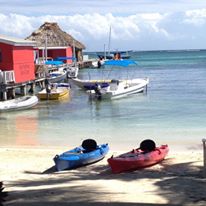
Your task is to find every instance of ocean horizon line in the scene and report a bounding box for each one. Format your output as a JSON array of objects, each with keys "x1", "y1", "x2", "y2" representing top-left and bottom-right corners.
[{"x1": 84, "y1": 48, "x2": 206, "y2": 54}]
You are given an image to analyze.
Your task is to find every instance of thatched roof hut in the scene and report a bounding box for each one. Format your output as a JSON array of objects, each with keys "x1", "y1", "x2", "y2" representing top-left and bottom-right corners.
[{"x1": 26, "y1": 22, "x2": 85, "y2": 61}]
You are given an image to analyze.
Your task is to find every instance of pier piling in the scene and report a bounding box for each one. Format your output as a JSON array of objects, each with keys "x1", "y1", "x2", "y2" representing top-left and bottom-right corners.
[{"x1": 202, "y1": 138, "x2": 206, "y2": 177}]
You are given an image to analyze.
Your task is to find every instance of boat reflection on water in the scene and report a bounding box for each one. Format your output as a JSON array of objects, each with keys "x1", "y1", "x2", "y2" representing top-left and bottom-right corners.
[
  {"x1": 15, "y1": 115, "x2": 38, "y2": 146},
  {"x1": 0, "y1": 109, "x2": 39, "y2": 146}
]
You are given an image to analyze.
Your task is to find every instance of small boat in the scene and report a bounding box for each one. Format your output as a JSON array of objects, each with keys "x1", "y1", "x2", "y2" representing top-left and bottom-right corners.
[
  {"x1": 107, "y1": 142, "x2": 169, "y2": 174},
  {"x1": 104, "y1": 51, "x2": 131, "y2": 60},
  {"x1": 0, "y1": 95, "x2": 38, "y2": 112},
  {"x1": 92, "y1": 58, "x2": 105, "y2": 68},
  {"x1": 88, "y1": 60, "x2": 148, "y2": 99},
  {"x1": 53, "y1": 139, "x2": 109, "y2": 171},
  {"x1": 54, "y1": 56, "x2": 79, "y2": 78},
  {"x1": 55, "y1": 82, "x2": 71, "y2": 88},
  {"x1": 97, "y1": 25, "x2": 132, "y2": 60},
  {"x1": 92, "y1": 78, "x2": 149, "y2": 100},
  {"x1": 66, "y1": 65, "x2": 79, "y2": 78},
  {"x1": 70, "y1": 78, "x2": 111, "y2": 90},
  {"x1": 48, "y1": 70, "x2": 67, "y2": 83},
  {"x1": 38, "y1": 83, "x2": 70, "y2": 100}
]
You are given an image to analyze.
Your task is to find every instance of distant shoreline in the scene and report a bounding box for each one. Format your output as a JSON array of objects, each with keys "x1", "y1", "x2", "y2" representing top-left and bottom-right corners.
[{"x1": 84, "y1": 48, "x2": 206, "y2": 53}]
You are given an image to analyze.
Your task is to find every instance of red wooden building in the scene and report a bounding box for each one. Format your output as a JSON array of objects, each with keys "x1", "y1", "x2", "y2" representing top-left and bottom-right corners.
[
  {"x1": 0, "y1": 35, "x2": 36, "y2": 84},
  {"x1": 36, "y1": 46, "x2": 73, "y2": 64}
]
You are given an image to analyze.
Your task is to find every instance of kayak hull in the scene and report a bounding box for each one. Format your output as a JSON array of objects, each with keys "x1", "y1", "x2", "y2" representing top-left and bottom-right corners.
[
  {"x1": 54, "y1": 143, "x2": 109, "y2": 171},
  {"x1": 107, "y1": 145, "x2": 169, "y2": 173}
]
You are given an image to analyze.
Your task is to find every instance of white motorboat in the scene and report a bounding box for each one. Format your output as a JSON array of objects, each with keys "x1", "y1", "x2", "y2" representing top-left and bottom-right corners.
[
  {"x1": 48, "y1": 70, "x2": 67, "y2": 83},
  {"x1": 92, "y1": 59, "x2": 105, "y2": 68},
  {"x1": 0, "y1": 95, "x2": 38, "y2": 112},
  {"x1": 66, "y1": 65, "x2": 79, "y2": 78},
  {"x1": 70, "y1": 78, "x2": 111, "y2": 90},
  {"x1": 71, "y1": 59, "x2": 149, "y2": 100},
  {"x1": 91, "y1": 78, "x2": 149, "y2": 99}
]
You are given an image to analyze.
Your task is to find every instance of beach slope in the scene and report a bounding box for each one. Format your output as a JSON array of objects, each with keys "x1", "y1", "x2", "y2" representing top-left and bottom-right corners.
[{"x1": 0, "y1": 147, "x2": 206, "y2": 206}]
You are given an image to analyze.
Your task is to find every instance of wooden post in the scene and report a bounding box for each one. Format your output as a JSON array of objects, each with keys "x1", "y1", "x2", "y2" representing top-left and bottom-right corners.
[
  {"x1": 42, "y1": 80, "x2": 45, "y2": 89},
  {"x1": 0, "y1": 84, "x2": 7, "y2": 100},
  {"x1": 29, "y1": 83, "x2": 35, "y2": 94},
  {"x1": 3, "y1": 91, "x2": 7, "y2": 100},
  {"x1": 11, "y1": 88, "x2": 15, "y2": 99},
  {"x1": 202, "y1": 138, "x2": 206, "y2": 177},
  {"x1": 32, "y1": 83, "x2": 36, "y2": 93},
  {"x1": 20, "y1": 86, "x2": 26, "y2": 96}
]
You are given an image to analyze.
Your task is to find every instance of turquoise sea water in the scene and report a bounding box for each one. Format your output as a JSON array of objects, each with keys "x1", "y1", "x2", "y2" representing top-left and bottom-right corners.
[{"x1": 1, "y1": 50, "x2": 206, "y2": 151}]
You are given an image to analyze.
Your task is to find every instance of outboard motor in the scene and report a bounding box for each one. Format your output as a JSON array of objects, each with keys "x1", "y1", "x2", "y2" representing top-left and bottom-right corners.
[
  {"x1": 94, "y1": 83, "x2": 102, "y2": 100},
  {"x1": 97, "y1": 60, "x2": 101, "y2": 68}
]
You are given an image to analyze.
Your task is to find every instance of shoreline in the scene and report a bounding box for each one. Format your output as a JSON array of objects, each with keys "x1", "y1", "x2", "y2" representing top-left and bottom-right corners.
[
  {"x1": 0, "y1": 142, "x2": 203, "y2": 154},
  {"x1": 1, "y1": 146, "x2": 206, "y2": 205}
]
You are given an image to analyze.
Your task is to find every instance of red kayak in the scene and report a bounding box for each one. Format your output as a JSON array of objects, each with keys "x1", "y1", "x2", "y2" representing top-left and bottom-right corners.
[{"x1": 107, "y1": 144, "x2": 169, "y2": 173}]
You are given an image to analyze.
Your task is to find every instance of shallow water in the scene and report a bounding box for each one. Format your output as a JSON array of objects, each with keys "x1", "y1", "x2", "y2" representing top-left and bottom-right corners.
[{"x1": 1, "y1": 50, "x2": 206, "y2": 151}]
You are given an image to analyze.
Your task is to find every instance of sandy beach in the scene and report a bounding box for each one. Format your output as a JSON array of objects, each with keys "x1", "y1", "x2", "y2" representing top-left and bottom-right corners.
[{"x1": 1, "y1": 146, "x2": 206, "y2": 206}]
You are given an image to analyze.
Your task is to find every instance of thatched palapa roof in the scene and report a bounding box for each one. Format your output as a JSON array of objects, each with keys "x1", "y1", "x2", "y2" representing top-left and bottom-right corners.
[{"x1": 25, "y1": 22, "x2": 85, "y2": 50}]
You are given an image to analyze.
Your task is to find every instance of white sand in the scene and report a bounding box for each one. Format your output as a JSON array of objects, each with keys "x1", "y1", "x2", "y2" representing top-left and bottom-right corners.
[{"x1": 1, "y1": 146, "x2": 206, "y2": 206}]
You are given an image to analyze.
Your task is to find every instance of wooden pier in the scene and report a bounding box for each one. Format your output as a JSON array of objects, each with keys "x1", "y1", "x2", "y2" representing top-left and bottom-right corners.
[
  {"x1": 0, "y1": 64, "x2": 49, "y2": 101},
  {"x1": 78, "y1": 60, "x2": 93, "y2": 69},
  {"x1": 0, "y1": 77, "x2": 47, "y2": 101},
  {"x1": 0, "y1": 60, "x2": 92, "y2": 101}
]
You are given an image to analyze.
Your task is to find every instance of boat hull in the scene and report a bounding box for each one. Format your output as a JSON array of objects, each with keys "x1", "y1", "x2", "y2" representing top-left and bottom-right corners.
[
  {"x1": 70, "y1": 78, "x2": 111, "y2": 89},
  {"x1": 48, "y1": 71, "x2": 67, "y2": 83},
  {"x1": 38, "y1": 87, "x2": 69, "y2": 100},
  {"x1": 66, "y1": 65, "x2": 79, "y2": 78},
  {"x1": 107, "y1": 145, "x2": 169, "y2": 173},
  {"x1": 0, "y1": 96, "x2": 38, "y2": 112},
  {"x1": 99, "y1": 78, "x2": 149, "y2": 99},
  {"x1": 54, "y1": 144, "x2": 109, "y2": 171}
]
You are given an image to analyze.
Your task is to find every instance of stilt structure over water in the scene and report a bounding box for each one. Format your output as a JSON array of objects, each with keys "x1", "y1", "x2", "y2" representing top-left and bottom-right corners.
[
  {"x1": 25, "y1": 22, "x2": 85, "y2": 65},
  {"x1": 0, "y1": 35, "x2": 37, "y2": 100},
  {"x1": 0, "y1": 22, "x2": 87, "y2": 100}
]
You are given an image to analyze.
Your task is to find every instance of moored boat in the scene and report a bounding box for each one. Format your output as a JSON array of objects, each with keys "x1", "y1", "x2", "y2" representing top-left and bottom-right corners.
[
  {"x1": 70, "y1": 78, "x2": 111, "y2": 90},
  {"x1": 0, "y1": 95, "x2": 38, "y2": 112},
  {"x1": 38, "y1": 83, "x2": 70, "y2": 100},
  {"x1": 93, "y1": 78, "x2": 149, "y2": 100},
  {"x1": 53, "y1": 139, "x2": 109, "y2": 171},
  {"x1": 107, "y1": 141, "x2": 169, "y2": 173},
  {"x1": 48, "y1": 70, "x2": 67, "y2": 83},
  {"x1": 66, "y1": 64, "x2": 79, "y2": 78},
  {"x1": 72, "y1": 59, "x2": 148, "y2": 100}
]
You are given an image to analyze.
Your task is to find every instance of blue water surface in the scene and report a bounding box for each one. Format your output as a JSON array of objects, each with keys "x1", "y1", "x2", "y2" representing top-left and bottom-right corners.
[{"x1": 1, "y1": 50, "x2": 206, "y2": 151}]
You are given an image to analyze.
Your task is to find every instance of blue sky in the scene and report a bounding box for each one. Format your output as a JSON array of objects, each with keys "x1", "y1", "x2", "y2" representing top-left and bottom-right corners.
[{"x1": 0, "y1": 0, "x2": 206, "y2": 51}]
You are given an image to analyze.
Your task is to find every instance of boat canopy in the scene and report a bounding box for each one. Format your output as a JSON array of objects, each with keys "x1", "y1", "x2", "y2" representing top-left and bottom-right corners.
[
  {"x1": 55, "y1": 56, "x2": 76, "y2": 61},
  {"x1": 45, "y1": 60, "x2": 63, "y2": 65},
  {"x1": 104, "y1": 60, "x2": 137, "y2": 67}
]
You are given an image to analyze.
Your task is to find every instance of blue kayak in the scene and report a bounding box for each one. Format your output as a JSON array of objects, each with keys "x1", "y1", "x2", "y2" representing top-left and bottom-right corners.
[{"x1": 53, "y1": 143, "x2": 109, "y2": 171}]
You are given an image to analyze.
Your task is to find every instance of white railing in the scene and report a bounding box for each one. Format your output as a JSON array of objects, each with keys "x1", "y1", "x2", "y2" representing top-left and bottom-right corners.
[{"x1": 0, "y1": 70, "x2": 15, "y2": 83}]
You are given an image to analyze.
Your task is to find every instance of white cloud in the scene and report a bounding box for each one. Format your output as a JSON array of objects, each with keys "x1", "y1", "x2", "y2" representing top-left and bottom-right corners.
[
  {"x1": 0, "y1": 9, "x2": 206, "y2": 51},
  {"x1": 0, "y1": 14, "x2": 32, "y2": 36},
  {"x1": 184, "y1": 9, "x2": 206, "y2": 26},
  {"x1": 1, "y1": 0, "x2": 206, "y2": 16}
]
